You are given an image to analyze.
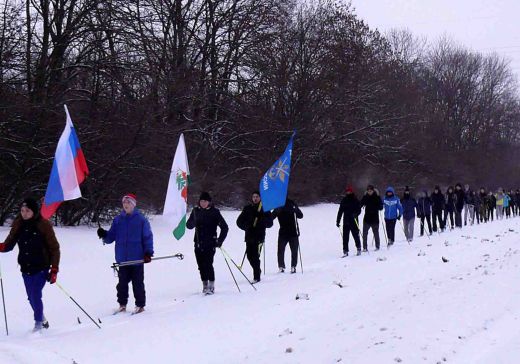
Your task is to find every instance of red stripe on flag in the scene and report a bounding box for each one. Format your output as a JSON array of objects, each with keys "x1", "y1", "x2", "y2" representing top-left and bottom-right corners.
[
  {"x1": 41, "y1": 201, "x2": 61, "y2": 220},
  {"x1": 74, "y1": 150, "x2": 89, "y2": 184}
]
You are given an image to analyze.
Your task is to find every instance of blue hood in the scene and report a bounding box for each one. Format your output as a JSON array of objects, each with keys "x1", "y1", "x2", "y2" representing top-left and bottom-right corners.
[{"x1": 386, "y1": 186, "x2": 395, "y2": 194}]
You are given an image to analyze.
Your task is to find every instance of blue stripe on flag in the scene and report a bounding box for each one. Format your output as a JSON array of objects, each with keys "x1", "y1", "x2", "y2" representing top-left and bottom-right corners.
[{"x1": 44, "y1": 161, "x2": 65, "y2": 204}]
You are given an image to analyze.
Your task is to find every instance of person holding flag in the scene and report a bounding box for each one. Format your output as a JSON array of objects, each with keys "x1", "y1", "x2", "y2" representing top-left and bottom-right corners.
[
  {"x1": 236, "y1": 191, "x2": 273, "y2": 283},
  {"x1": 0, "y1": 198, "x2": 61, "y2": 332},
  {"x1": 97, "y1": 194, "x2": 154, "y2": 314},
  {"x1": 186, "y1": 192, "x2": 229, "y2": 295}
]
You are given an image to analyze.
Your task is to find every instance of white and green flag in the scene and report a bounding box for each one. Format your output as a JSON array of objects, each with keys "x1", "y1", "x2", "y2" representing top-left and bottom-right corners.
[{"x1": 163, "y1": 134, "x2": 190, "y2": 240}]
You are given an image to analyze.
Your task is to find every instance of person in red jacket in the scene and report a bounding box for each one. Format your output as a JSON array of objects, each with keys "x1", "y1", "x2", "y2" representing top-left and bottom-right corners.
[{"x1": 0, "y1": 198, "x2": 60, "y2": 332}]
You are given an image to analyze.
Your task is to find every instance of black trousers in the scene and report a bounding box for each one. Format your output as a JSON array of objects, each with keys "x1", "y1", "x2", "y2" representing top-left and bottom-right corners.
[
  {"x1": 445, "y1": 210, "x2": 454, "y2": 228},
  {"x1": 277, "y1": 235, "x2": 299, "y2": 269},
  {"x1": 342, "y1": 223, "x2": 361, "y2": 253},
  {"x1": 117, "y1": 265, "x2": 145, "y2": 308},
  {"x1": 419, "y1": 214, "x2": 432, "y2": 235},
  {"x1": 246, "y1": 240, "x2": 262, "y2": 280},
  {"x1": 454, "y1": 210, "x2": 462, "y2": 227},
  {"x1": 362, "y1": 222, "x2": 380, "y2": 249},
  {"x1": 385, "y1": 219, "x2": 397, "y2": 242},
  {"x1": 195, "y1": 247, "x2": 216, "y2": 281},
  {"x1": 432, "y1": 210, "x2": 444, "y2": 231}
]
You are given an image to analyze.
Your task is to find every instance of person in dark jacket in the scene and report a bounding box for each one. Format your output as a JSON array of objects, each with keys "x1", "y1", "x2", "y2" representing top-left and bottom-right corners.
[
  {"x1": 472, "y1": 191, "x2": 481, "y2": 224},
  {"x1": 431, "y1": 186, "x2": 445, "y2": 232},
  {"x1": 186, "y1": 192, "x2": 229, "y2": 294},
  {"x1": 98, "y1": 193, "x2": 154, "y2": 314},
  {"x1": 0, "y1": 198, "x2": 60, "y2": 332},
  {"x1": 383, "y1": 186, "x2": 403, "y2": 246},
  {"x1": 236, "y1": 191, "x2": 273, "y2": 283},
  {"x1": 401, "y1": 187, "x2": 417, "y2": 242},
  {"x1": 417, "y1": 191, "x2": 432, "y2": 236},
  {"x1": 359, "y1": 185, "x2": 383, "y2": 251},
  {"x1": 336, "y1": 186, "x2": 362, "y2": 256},
  {"x1": 515, "y1": 190, "x2": 520, "y2": 216},
  {"x1": 463, "y1": 185, "x2": 476, "y2": 225},
  {"x1": 454, "y1": 183, "x2": 464, "y2": 228},
  {"x1": 272, "y1": 198, "x2": 303, "y2": 273},
  {"x1": 478, "y1": 188, "x2": 488, "y2": 223},
  {"x1": 444, "y1": 186, "x2": 456, "y2": 229},
  {"x1": 487, "y1": 191, "x2": 496, "y2": 221}
]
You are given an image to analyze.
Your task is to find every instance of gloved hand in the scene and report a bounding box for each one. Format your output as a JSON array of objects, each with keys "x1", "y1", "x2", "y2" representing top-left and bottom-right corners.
[
  {"x1": 48, "y1": 266, "x2": 58, "y2": 284},
  {"x1": 143, "y1": 254, "x2": 152, "y2": 263},
  {"x1": 397, "y1": 215, "x2": 402, "y2": 220},
  {"x1": 0, "y1": 243, "x2": 5, "y2": 252},
  {"x1": 97, "y1": 227, "x2": 107, "y2": 239},
  {"x1": 215, "y1": 238, "x2": 223, "y2": 248},
  {"x1": 336, "y1": 222, "x2": 340, "y2": 228}
]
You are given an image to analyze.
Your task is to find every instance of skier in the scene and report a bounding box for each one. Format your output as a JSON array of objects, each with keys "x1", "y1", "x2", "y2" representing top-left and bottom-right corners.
[
  {"x1": 495, "y1": 188, "x2": 505, "y2": 220},
  {"x1": 504, "y1": 191, "x2": 511, "y2": 218},
  {"x1": 272, "y1": 198, "x2": 303, "y2": 273},
  {"x1": 336, "y1": 186, "x2": 362, "y2": 256},
  {"x1": 97, "y1": 193, "x2": 154, "y2": 314},
  {"x1": 463, "y1": 184, "x2": 472, "y2": 226},
  {"x1": 0, "y1": 198, "x2": 60, "y2": 332},
  {"x1": 417, "y1": 191, "x2": 433, "y2": 236},
  {"x1": 487, "y1": 191, "x2": 496, "y2": 221},
  {"x1": 401, "y1": 186, "x2": 417, "y2": 242},
  {"x1": 454, "y1": 183, "x2": 464, "y2": 228},
  {"x1": 186, "y1": 192, "x2": 228, "y2": 294},
  {"x1": 444, "y1": 186, "x2": 456, "y2": 229},
  {"x1": 236, "y1": 191, "x2": 273, "y2": 283},
  {"x1": 431, "y1": 186, "x2": 445, "y2": 232},
  {"x1": 383, "y1": 187, "x2": 403, "y2": 246},
  {"x1": 478, "y1": 188, "x2": 488, "y2": 223},
  {"x1": 359, "y1": 185, "x2": 384, "y2": 251}
]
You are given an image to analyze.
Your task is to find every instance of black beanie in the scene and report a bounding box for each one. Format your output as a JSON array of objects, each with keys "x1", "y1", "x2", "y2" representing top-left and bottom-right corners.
[
  {"x1": 22, "y1": 198, "x2": 39, "y2": 215},
  {"x1": 252, "y1": 190, "x2": 261, "y2": 196},
  {"x1": 199, "y1": 192, "x2": 212, "y2": 202}
]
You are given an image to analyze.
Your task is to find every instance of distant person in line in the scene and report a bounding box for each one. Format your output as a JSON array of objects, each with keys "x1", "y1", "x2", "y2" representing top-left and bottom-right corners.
[
  {"x1": 237, "y1": 191, "x2": 273, "y2": 283},
  {"x1": 495, "y1": 188, "x2": 505, "y2": 220},
  {"x1": 0, "y1": 198, "x2": 60, "y2": 332},
  {"x1": 272, "y1": 198, "x2": 303, "y2": 273},
  {"x1": 454, "y1": 183, "x2": 465, "y2": 228},
  {"x1": 383, "y1": 186, "x2": 403, "y2": 246},
  {"x1": 336, "y1": 186, "x2": 362, "y2": 256},
  {"x1": 359, "y1": 185, "x2": 383, "y2": 251},
  {"x1": 444, "y1": 186, "x2": 456, "y2": 229},
  {"x1": 478, "y1": 188, "x2": 489, "y2": 223},
  {"x1": 401, "y1": 186, "x2": 417, "y2": 243},
  {"x1": 504, "y1": 191, "x2": 512, "y2": 218},
  {"x1": 463, "y1": 184, "x2": 472, "y2": 226},
  {"x1": 97, "y1": 193, "x2": 154, "y2": 315},
  {"x1": 466, "y1": 190, "x2": 477, "y2": 225},
  {"x1": 186, "y1": 192, "x2": 229, "y2": 295},
  {"x1": 487, "y1": 191, "x2": 496, "y2": 221},
  {"x1": 431, "y1": 186, "x2": 446, "y2": 232},
  {"x1": 417, "y1": 191, "x2": 433, "y2": 236}
]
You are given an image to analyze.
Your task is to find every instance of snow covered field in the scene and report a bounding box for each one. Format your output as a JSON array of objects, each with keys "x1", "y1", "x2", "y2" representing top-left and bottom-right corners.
[{"x1": 1, "y1": 204, "x2": 520, "y2": 363}]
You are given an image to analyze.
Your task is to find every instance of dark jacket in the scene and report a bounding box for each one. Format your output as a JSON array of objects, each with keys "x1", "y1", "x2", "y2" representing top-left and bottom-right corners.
[
  {"x1": 103, "y1": 209, "x2": 154, "y2": 263},
  {"x1": 337, "y1": 194, "x2": 361, "y2": 227},
  {"x1": 401, "y1": 195, "x2": 417, "y2": 220},
  {"x1": 236, "y1": 203, "x2": 273, "y2": 243},
  {"x1": 445, "y1": 190, "x2": 456, "y2": 213},
  {"x1": 1, "y1": 215, "x2": 60, "y2": 274},
  {"x1": 455, "y1": 189, "x2": 465, "y2": 212},
  {"x1": 359, "y1": 192, "x2": 383, "y2": 224},
  {"x1": 272, "y1": 199, "x2": 303, "y2": 238},
  {"x1": 431, "y1": 190, "x2": 445, "y2": 212},
  {"x1": 186, "y1": 206, "x2": 229, "y2": 250},
  {"x1": 417, "y1": 195, "x2": 432, "y2": 216}
]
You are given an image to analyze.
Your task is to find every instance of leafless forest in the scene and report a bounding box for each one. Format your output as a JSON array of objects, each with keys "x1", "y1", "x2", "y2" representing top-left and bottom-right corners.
[{"x1": 1, "y1": 0, "x2": 519, "y2": 225}]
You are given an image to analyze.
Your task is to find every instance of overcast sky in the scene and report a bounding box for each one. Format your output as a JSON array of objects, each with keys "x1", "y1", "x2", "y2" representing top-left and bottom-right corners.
[{"x1": 350, "y1": 0, "x2": 520, "y2": 78}]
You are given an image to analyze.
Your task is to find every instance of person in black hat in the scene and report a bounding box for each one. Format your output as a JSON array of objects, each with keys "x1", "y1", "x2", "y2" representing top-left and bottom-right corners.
[
  {"x1": 236, "y1": 191, "x2": 273, "y2": 283},
  {"x1": 0, "y1": 198, "x2": 60, "y2": 332},
  {"x1": 186, "y1": 192, "x2": 229, "y2": 294}
]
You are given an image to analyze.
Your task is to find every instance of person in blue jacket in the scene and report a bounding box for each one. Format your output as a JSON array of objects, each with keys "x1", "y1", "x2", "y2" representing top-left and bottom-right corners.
[
  {"x1": 383, "y1": 186, "x2": 403, "y2": 246},
  {"x1": 401, "y1": 186, "x2": 417, "y2": 242},
  {"x1": 97, "y1": 193, "x2": 154, "y2": 314}
]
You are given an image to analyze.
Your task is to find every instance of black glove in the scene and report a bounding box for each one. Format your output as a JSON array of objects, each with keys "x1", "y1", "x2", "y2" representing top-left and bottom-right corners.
[
  {"x1": 216, "y1": 239, "x2": 223, "y2": 248},
  {"x1": 143, "y1": 254, "x2": 152, "y2": 263},
  {"x1": 97, "y1": 227, "x2": 107, "y2": 239},
  {"x1": 336, "y1": 222, "x2": 340, "y2": 228},
  {"x1": 397, "y1": 215, "x2": 402, "y2": 220}
]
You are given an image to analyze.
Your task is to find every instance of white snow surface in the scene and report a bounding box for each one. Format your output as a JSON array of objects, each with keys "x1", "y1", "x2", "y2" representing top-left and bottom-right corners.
[{"x1": 1, "y1": 204, "x2": 520, "y2": 363}]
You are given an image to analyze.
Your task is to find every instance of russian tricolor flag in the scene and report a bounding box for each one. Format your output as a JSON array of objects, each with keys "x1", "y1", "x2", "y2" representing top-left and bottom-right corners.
[{"x1": 41, "y1": 105, "x2": 89, "y2": 219}]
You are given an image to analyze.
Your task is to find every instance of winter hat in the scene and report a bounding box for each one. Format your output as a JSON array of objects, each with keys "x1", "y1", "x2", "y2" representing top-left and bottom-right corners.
[
  {"x1": 345, "y1": 185, "x2": 354, "y2": 193},
  {"x1": 122, "y1": 193, "x2": 137, "y2": 207},
  {"x1": 367, "y1": 185, "x2": 374, "y2": 191},
  {"x1": 252, "y1": 190, "x2": 261, "y2": 196},
  {"x1": 22, "y1": 198, "x2": 39, "y2": 215},
  {"x1": 404, "y1": 186, "x2": 410, "y2": 193},
  {"x1": 199, "y1": 191, "x2": 212, "y2": 202}
]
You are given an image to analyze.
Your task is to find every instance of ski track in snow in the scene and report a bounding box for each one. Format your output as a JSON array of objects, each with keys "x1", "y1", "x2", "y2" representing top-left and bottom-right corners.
[{"x1": 0, "y1": 204, "x2": 520, "y2": 363}]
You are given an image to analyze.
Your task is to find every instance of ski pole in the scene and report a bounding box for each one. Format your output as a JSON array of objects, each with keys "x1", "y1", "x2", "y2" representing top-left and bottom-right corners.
[
  {"x1": 220, "y1": 248, "x2": 257, "y2": 291},
  {"x1": 219, "y1": 249, "x2": 240, "y2": 293},
  {"x1": 55, "y1": 282, "x2": 101, "y2": 329},
  {"x1": 0, "y1": 261, "x2": 8, "y2": 335},
  {"x1": 379, "y1": 212, "x2": 388, "y2": 245},
  {"x1": 298, "y1": 242, "x2": 303, "y2": 274},
  {"x1": 263, "y1": 241, "x2": 266, "y2": 276},
  {"x1": 397, "y1": 218, "x2": 409, "y2": 245},
  {"x1": 111, "y1": 253, "x2": 184, "y2": 269},
  {"x1": 239, "y1": 251, "x2": 246, "y2": 269}
]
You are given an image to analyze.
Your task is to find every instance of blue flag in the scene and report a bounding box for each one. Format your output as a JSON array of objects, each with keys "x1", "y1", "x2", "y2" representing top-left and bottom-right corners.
[{"x1": 259, "y1": 132, "x2": 295, "y2": 211}]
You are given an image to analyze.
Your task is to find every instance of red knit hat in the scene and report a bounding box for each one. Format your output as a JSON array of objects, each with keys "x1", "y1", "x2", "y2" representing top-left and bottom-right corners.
[
  {"x1": 122, "y1": 193, "x2": 137, "y2": 207},
  {"x1": 345, "y1": 186, "x2": 354, "y2": 193}
]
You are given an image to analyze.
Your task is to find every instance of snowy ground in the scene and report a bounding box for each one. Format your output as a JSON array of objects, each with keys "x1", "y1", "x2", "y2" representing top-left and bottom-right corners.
[{"x1": 1, "y1": 204, "x2": 520, "y2": 363}]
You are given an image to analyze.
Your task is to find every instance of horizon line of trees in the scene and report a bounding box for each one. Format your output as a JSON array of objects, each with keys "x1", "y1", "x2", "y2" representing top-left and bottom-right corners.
[{"x1": 1, "y1": 0, "x2": 519, "y2": 225}]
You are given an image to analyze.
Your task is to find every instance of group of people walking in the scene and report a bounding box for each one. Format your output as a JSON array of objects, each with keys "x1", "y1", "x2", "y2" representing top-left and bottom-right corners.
[{"x1": 336, "y1": 184, "x2": 520, "y2": 256}]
